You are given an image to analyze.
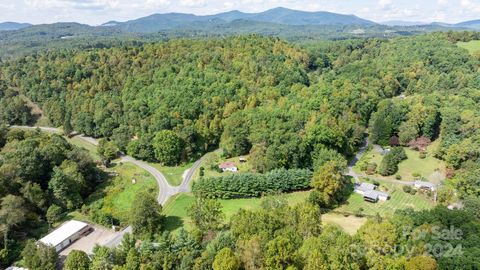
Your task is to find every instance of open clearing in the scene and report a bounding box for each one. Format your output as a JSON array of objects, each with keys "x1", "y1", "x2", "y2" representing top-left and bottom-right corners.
[
  {"x1": 70, "y1": 162, "x2": 158, "y2": 226},
  {"x1": 458, "y1": 40, "x2": 480, "y2": 55},
  {"x1": 148, "y1": 162, "x2": 194, "y2": 186},
  {"x1": 322, "y1": 213, "x2": 367, "y2": 235},
  {"x1": 353, "y1": 142, "x2": 445, "y2": 184},
  {"x1": 67, "y1": 136, "x2": 102, "y2": 161},
  {"x1": 162, "y1": 191, "x2": 310, "y2": 232},
  {"x1": 191, "y1": 152, "x2": 254, "y2": 181},
  {"x1": 335, "y1": 182, "x2": 435, "y2": 217}
]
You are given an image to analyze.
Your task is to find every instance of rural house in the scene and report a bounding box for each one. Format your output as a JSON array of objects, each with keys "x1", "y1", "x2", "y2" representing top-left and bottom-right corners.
[
  {"x1": 354, "y1": 182, "x2": 390, "y2": 202},
  {"x1": 219, "y1": 161, "x2": 238, "y2": 172}
]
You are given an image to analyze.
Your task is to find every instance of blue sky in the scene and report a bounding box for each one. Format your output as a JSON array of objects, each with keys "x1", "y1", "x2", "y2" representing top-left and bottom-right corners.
[{"x1": 0, "y1": 0, "x2": 479, "y2": 25}]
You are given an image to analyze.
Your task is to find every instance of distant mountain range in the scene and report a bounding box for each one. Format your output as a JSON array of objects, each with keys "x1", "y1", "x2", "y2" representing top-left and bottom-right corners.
[
  {"x1": 0, "y1": 22, "x2": 32, "y2": 31},
  {"x1": 100, "y1": 7, "x2": 377, "y2": 33},
  {"x1": 0, "y1": 7, "x2": 478, "y2": 59},
  {"x1": 1, "y1": 7, "x2": 479, "y2": 33}
]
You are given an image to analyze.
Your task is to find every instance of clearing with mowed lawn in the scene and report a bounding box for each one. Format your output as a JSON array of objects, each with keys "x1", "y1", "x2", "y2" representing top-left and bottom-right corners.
[
  {"x1": 458, "y1": 40, "x2": 480, "y2": 55},
  {"x1": 70, "y1": 162, "x2": 158, "y2": 226},
  {"x1": 354, "y1": 142, "x2": 445, "y2": 184},
  {"x1": 335, "y1": 182, "x2": 435, "y2": 217}
]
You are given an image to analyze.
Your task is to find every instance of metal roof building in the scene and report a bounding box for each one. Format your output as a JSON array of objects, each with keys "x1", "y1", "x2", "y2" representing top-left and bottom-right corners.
[{"x1": 39, "y1": 220, "x2": 90, "y2": 252}]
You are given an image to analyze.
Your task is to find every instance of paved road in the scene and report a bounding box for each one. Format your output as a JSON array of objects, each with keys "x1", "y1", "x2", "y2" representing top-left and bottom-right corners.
[
  {"x1": 10, "y1": 125, "x2": 178, "y2": 205},
  {"x1": 178, "y1": 153, "x2": 209, "y2": 193},
  {"x1": 347, "y1": 137, "x2": 369, "y2": 182}
]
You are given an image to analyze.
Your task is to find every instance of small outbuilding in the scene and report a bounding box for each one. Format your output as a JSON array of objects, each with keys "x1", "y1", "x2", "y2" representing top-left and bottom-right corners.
[
  {"x1": 414, "y1": 181, "x2": 435, "y2": 191},
  {"x1": 39, "y1": 220, "x2": 91, "y2": 252},
  {"x1": 219, "y1": 161, "x2": 238, "y2": 172}
]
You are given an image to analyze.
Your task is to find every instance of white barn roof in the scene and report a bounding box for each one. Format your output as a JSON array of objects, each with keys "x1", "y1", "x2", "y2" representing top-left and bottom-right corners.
[{"x1": 39, "y1": 220, "x2": 88, "y2": 247}]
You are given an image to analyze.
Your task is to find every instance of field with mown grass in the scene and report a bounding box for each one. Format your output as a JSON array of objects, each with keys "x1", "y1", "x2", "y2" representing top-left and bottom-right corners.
[
  {"x1": 353, "y1": 141, "x2": 445, "y2": 184},
  {"x1": 458, "y1": 40, "x2": 480, "y2": 55},
  {"x1": 69, "y1": 161, "x2": 158, "y2": 226},
  {"x1": 191, "y1": 151, "x2": 254, "y2": 181},
  {"x1": 162, "y1": 191, "x2": 310, "y2": 232},
  {"x1": 148, "y1": 162, "x2": 193, "y2": 186},
  {"x1": 335, "y1": 182, "x2": 435, "y2": 217},
  {"x1": 67, "y1": 136, "x2": 102, "y2": 161}
]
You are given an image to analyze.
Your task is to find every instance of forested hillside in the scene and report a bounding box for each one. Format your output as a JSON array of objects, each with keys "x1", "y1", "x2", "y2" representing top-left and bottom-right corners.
[
  {"x1": 0, "y1": 127, "x2": 101, "y2": 266},
  {"x1": 2, "y1": 32, "x2": 479, "y2": 180}
]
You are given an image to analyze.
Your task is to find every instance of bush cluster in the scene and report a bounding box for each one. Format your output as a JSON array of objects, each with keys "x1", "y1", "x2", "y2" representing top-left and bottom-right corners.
[
  {"x1": 192, "y1": 168, "x2": 312, "y2": 199},
  {"x1": 378, "y1": 147, "x2": 407, "y2": 176}
]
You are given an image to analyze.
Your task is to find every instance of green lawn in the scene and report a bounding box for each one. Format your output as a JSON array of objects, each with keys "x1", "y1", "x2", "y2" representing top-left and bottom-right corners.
[
  {"x1": 191, "y1": 151, "x2": 254, "y2": 182},
  {"x1": 148, "y1": 162, "x2": 194, "y2": 186},
  {"x1": 67, "y1": 136, "x2": 102, "y2": 162},
  {"x1": 354, "y1": 142, "x2": 445, "y2": 184},
  {"x1": 335, "y1": 182, "x2": 435, "y2": 217},
  {"x1": 458, "y1": 40, "x2": 480, "y2": 55},
  {"x1": 70, "y1": 161, "x2": 158, "y2": 226},
  {"x1": 162, "y1": 191, "x2": 310, "y2": 232}
]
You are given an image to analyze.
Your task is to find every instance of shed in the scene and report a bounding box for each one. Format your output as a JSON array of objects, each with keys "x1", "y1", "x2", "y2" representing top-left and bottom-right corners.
[
  {"x1": 414, "y1": 181, "x2": 435, "y2": 191},
  {"x1": 39, "y1": 220, "x2": 90, "y2": 252},
  {"x1": 219, "y1": 161, "x2": 238, "y2": 172}
]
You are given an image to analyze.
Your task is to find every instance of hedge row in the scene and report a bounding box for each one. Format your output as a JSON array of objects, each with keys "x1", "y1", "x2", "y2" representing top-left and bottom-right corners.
[{"x1": 192, "y1": 168, "x2": 313, "y2": 199}]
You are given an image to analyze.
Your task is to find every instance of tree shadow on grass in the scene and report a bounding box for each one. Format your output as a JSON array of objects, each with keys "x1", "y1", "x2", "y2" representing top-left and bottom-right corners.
[{"x1": 163, "y1": 216, "x2": 184, "y2": 232}]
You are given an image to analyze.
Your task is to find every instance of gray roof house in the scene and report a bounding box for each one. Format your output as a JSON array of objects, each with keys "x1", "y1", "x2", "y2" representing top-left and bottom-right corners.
[
  {"x1": 354, "y1": 183, "x2": 376, "y2": 195},
  {"x1": 354, "y1": 182, "x2": 390, "y2": 202},
  {"x1": 363, "y1": 190, "x2": 390, "y2": 202}
]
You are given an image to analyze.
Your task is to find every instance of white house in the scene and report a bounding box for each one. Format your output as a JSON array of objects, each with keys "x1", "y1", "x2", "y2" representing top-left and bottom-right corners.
[
  {"x1": 39, "y1": 220, "x2": 91, "y2": 252},
  {"x1": 219, "y1": 161, "x2": 238, "y2": 172},
  {"x1": 414, "y1": 181, "x2": 435, "y2": 191}
]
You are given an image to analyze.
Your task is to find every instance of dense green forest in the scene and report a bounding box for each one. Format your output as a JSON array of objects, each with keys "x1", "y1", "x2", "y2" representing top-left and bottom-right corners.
[
  {"x1": 0, "y1": 127, "x2": 101, "y2": 267},
  {"x1": 2, "y1": 32, "x2": 480, "y2": 177}
]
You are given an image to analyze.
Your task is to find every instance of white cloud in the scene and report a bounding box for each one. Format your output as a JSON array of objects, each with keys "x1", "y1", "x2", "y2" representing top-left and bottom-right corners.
[{"x1": 179, "y1": 0, "x2": 207, "y2": 7}]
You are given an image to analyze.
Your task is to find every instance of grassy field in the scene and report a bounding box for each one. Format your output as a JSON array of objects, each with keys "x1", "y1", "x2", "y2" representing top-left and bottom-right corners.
[
  {"x1": 148, "y1": 162, "x2": 193, "y2": 186},
  {"x1": 69, "y1": 162, "x2": 158, "y2": 226},
  {"x1": 67, "y1": 136, "x2": 102, "y2": 161},
  {"x1": 191, "y1": 151, "x2": 254, "y2": 181},
  {"x1": 354, "y1": 142, "x2": 445, "y2": 184},
  {"x1": 322, "y1": 213, "x2": 367, "y2": 235},
  {"x1": 335, "y1": 182, "x2": 435, "y2": 217},
  {"x1": 162, "y1": 191, "x2": 310, "y2": 231},
  {"x1": 458, "y1": 40, "x2": 480, "y2": 55}
]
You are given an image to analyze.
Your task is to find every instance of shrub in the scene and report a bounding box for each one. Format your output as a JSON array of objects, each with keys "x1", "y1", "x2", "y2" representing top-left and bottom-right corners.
[
  {"x1": 419, "y1": 152, "x2": 427, "y2": 159},
  {"x1": 354, "y1": 207, "x2": 364, "y2": 217},
  {"x1": 410, "y1": 189, "x2": 417, "y2": 195},
  {"x1": 402, "y1": 185, "x2": 412, "y2": 193},
  {"x1": 192, "y1": 168, "x2": 312, "y2": 199},
  {"x1": 366, "y1": 163, "x2": 377, "y2": 175},
  {"x1": 412, "y1": 172, "x2": 421, "y2": 178},
  {"x1": 395, "y1": 174, "x2": 402, "y2": 180},
  {"x1": 378, "y1": 147, "x2": 407, "y2": 176}
]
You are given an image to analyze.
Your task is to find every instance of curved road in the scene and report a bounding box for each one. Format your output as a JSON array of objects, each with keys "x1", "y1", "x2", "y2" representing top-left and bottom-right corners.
[{"x1": 9, "y1": 125, "x2": 192, "y2": 205}]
